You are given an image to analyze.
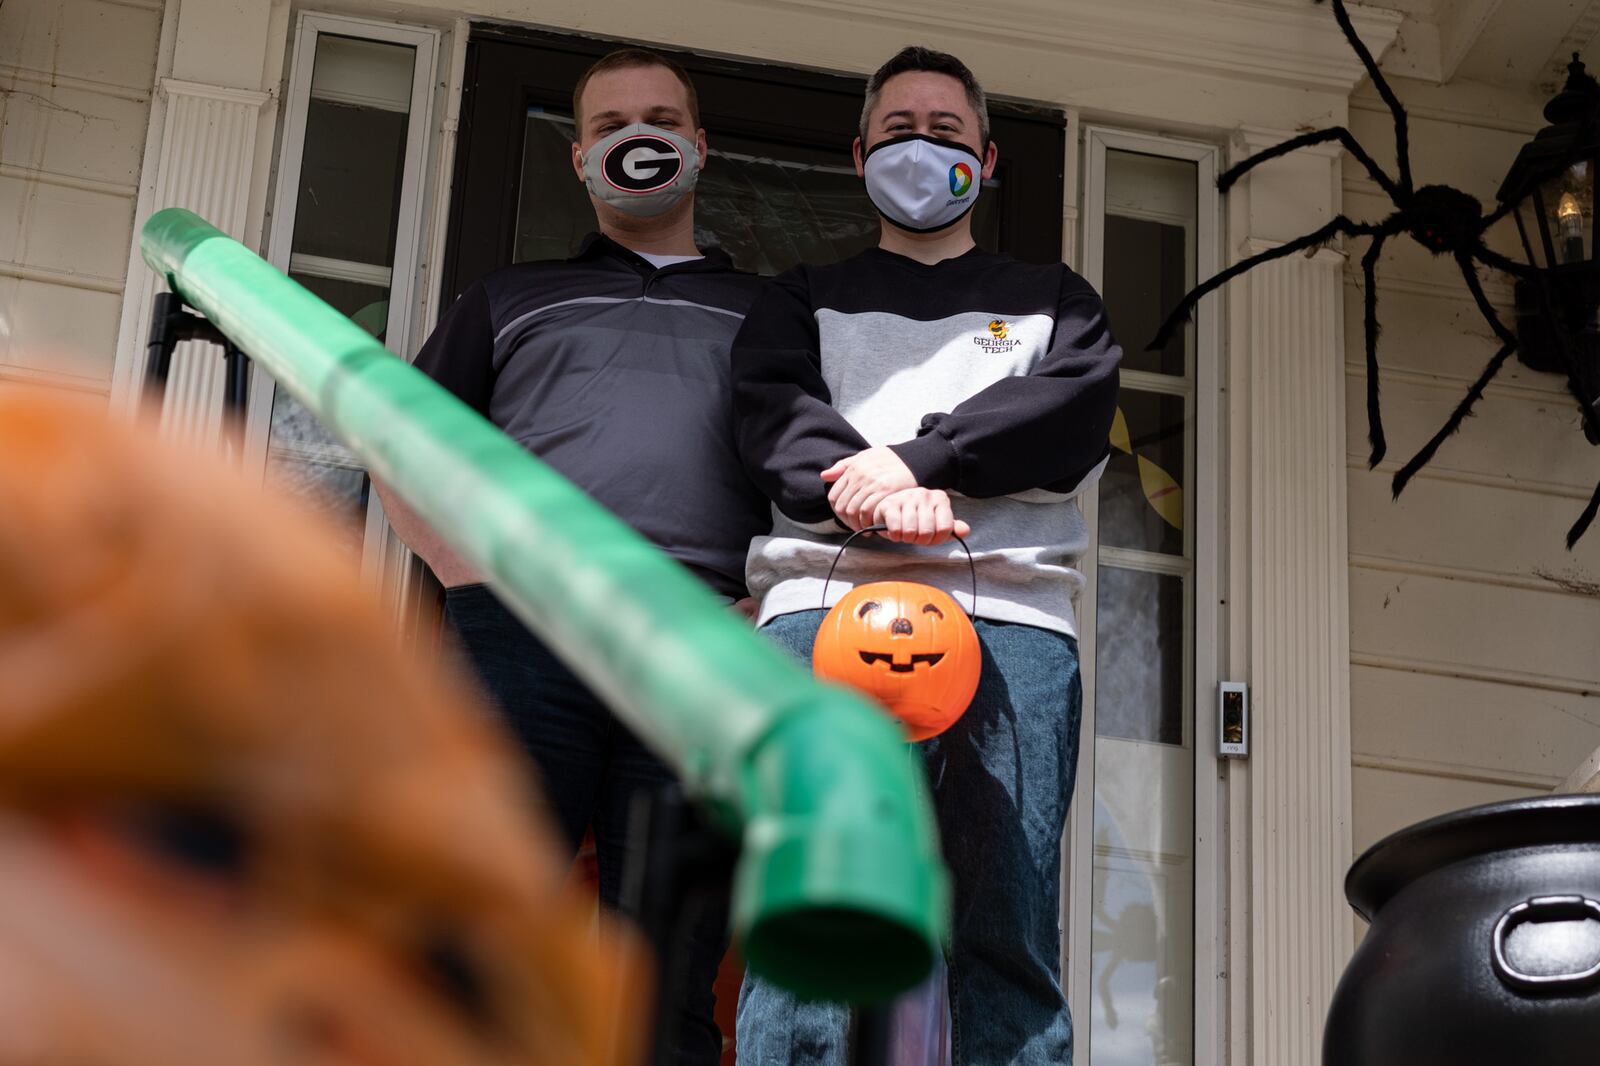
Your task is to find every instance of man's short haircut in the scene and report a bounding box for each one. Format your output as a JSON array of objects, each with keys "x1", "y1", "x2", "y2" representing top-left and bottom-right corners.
[
  {"x1": 572, "y1": 47, "x2": 701, "y2": 130},
  {"x1": 860, "y1": 46, "x2": 990, "y2": 146}
]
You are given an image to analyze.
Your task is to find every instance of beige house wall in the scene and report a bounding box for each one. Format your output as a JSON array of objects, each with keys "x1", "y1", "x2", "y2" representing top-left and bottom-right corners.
[
  {"x1": 1340, "y1": 74, "x2": 1600, "y2": 857},
  {"x1": 0, "y1": 0, "x2": 163, "y2": 397}
]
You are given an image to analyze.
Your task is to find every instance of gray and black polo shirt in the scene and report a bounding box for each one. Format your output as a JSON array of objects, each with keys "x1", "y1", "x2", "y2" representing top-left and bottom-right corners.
[{"x1": 413, "y1": 233, "x2": 770, "y2": 599}]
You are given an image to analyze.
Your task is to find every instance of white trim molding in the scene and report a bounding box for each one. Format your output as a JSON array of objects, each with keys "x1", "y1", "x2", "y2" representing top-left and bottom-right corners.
[
  {"x1": 288, "y1": 253, "x2": 394, "y2": 288},
  {"x1": 1203, "y1": 125, "x2": 1358, "y2": 1066},
  {"x1": 243, "y1": 12, "x2": 441, "y2": 596},
  {"x1": 156, "y1": 78, "x2": 273, "y2": 108},
  {"x1": 148, "y1": 79, "x2": 270, "y2": 449},
  {"x1": 1245, "y1": 243, "x2": 1354, "y2": 1066},
  {"x1": 1074, "y1": 124, "x2": 1227, "y2": 1066},
  {"x1": 108, "y1": 75, "x2": 272, "y2": 442},
  {"x1": 1223, "y1": 131, "x2": 1355, "y2": 1061},
  {"x1": 608, "y1": 0, "x2": 1402, "y2": 92}
]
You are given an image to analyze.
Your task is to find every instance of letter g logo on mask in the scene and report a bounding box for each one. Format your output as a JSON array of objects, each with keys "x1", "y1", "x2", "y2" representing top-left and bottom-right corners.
[
  {"x1": 604, "y1": 136, "x2": 684, "y2": 191},
  {"x1": 582, "y1": 122, "x2": 701, "y2": 217}
]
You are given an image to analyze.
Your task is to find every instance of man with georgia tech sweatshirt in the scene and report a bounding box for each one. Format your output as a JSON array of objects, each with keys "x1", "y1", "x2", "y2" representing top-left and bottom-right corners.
[{"x1": 730, "y1": 46, "x2": 1121, "y2": 1066}]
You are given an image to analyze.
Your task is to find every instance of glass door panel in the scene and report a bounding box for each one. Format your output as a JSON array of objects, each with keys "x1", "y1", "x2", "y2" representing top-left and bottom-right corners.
[
  {"x1": 1100, "y1": 390, "x2": 1187, "y2": 558},
  {"x1": 1088, "y1": 146, "x2": 1199, "y2": 1066},
  {"x1": 262, "y1": 30, "x2": 419, "y2": 559}
]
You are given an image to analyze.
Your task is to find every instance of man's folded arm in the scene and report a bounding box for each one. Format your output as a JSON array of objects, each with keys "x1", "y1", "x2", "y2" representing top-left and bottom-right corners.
[
  {"x1": 889, "y1": 280, "x2": 1122, "y2": 498},
  {"x1": 731, "y1": 271, "x2": 870, "y2": 525}
]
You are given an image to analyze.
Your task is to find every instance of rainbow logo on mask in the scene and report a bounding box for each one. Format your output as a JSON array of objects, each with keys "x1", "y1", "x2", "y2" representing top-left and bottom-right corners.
[{"x1": 949, "y1": 162, "x2": 974, "y2": 197}]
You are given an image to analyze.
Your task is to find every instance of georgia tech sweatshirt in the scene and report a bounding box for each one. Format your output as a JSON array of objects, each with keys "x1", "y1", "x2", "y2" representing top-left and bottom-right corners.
[{"x1": 731, "y1": 245, "x2": 1122, "y2": 637}]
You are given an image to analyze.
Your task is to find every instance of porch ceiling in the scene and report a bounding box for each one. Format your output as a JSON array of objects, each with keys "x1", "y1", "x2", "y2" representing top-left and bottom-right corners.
[{"x1": 1346, "y1": 0, "x2": 1600, "y2": 93}]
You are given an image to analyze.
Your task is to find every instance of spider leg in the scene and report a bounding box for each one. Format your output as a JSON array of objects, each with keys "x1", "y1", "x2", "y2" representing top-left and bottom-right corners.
[
  {"x1": 1322, "y1": 0, "x2": 1413, "y2": 194},
  {"x1": 1147, "y1": 216, "x2": 1383, "y2": 351},
  {"x1": 1568, "y1": 479, "x2": 1600, "y2": 549},
  {"x1": 1474, "y1": 245, "x2": 1541, "y2": 281},
  {"x1": 1219, "y1": 127, "x2": 1400, "y2": 200},
  {"x1": 1390, "y1": 255, "x2": 1518, "y2": 497},
  {"x1": 1361, "y1": 234, "x2": 1390, "y2": 465},
  {"x1": 1478, "y1": 197, "x2": 1521, "y2": 231}
]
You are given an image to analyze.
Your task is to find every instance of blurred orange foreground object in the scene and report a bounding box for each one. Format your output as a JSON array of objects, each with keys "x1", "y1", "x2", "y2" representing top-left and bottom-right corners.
[{"x1": 0, "y1": 395, "x2": 647, "y2": 1066}]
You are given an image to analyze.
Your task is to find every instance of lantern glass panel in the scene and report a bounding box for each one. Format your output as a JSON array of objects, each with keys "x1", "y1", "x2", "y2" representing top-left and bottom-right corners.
[
  {"x1": 1540, "y1": 158, "x2": 1596, "y2": 267},
  {"x1": 1512, "y1": 196, "x2": 1549, "y2": 270}
]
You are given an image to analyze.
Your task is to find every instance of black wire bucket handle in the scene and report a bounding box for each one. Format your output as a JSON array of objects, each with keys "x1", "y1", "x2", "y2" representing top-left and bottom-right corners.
[{"x1": 820, "y1": 524, "x2": 978, "y2": 621}]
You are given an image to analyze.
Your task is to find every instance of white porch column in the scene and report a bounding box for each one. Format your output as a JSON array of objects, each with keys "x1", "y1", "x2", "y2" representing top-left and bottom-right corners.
[
  {"x1": 1224, "y1": 129, "x2": 1354, "y2": 1066},
  {"x1": 109, "y1": 0, "x2": 283, "y2": 445},
  {"x1": 140, "y1": 80, "x2": 269, "y2": 446}
]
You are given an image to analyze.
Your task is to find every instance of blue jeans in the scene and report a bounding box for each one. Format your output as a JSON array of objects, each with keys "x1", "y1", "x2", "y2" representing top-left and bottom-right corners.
[
  {"x1": 444, "y1": 583, "x2": 727, "y2": 1066},
  {"x1": 737, "y1": 610, "x2": 1082, "y2": 1066}
]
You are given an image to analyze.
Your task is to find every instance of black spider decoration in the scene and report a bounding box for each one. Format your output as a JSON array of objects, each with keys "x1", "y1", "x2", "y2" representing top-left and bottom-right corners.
[{"x1": 1149, "y1": 0, "x2": 1600, "y2": 548}]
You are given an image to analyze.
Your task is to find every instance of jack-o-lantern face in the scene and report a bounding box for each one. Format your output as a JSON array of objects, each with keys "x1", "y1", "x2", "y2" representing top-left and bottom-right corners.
[{"x1": 812, "y1": 581, "x2": 981, "y2": 741}]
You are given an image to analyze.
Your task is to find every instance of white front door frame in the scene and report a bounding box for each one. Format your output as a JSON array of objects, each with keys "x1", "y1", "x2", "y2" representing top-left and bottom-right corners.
[{"x1": 1069, "y1": 124, "x2": 1226, "y2": 1066}]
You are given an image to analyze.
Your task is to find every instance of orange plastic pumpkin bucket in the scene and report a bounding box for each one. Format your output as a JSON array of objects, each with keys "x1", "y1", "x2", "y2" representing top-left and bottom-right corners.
[{"x1": 810, "y1": 527, "x2": 981, "y2": 741}]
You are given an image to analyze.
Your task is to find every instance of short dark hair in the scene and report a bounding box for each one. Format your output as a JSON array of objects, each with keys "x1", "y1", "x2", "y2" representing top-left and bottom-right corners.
[
  {"x1": 860, "y1": 46, "x2": 990, "y2": 146},
  {"x1": 573, "y1": 48, "x2": 700, "y2": 131}
]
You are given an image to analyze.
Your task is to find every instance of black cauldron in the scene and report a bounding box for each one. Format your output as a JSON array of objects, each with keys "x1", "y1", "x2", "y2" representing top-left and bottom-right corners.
[{"x1": 1325, "y1": 794, "x2": 1600, "y2": 1064}]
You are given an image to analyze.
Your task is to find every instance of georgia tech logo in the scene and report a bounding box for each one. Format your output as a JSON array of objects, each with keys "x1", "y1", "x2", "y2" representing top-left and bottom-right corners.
[
  {"x1": 949, "y1": 162, "x2": 974, "y2": 197},
  {"x1": 601, "y1": 133, "x2": 685, "y2": 193},
  {"x1": 974, "y1": 318, "x2": 1022, "y2": 354}
]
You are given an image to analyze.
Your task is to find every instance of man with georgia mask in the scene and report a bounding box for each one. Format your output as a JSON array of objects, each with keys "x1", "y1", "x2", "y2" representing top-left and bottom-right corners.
[
  {"x1": 377, "y1": 48, "x2": 767, "y2": 1066},
  {"x1": 731, "y1": 46, "x2": 1121, "y2": 1065}
]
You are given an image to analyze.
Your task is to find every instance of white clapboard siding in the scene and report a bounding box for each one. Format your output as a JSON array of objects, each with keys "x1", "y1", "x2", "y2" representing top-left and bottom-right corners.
[
  {"x1": 1346, "y1": 368, "x2": 1600, "y2": 490},
  {"x1": 1352, "y1": 666, "x2": 1600, "y2": 789},
  {"x1": 0, "y1": 86, "x2": 150, "y2": 188},
  {"x1": 0, "y1": 0, "x2": 160, "y2": 89},
  {"x1": 1340, "y1": 283, "x2": 1562, "y2": 387},
  {"x1": 1351, "y1": 567, "x2": 1600, "y2": 693},
  {"x1": 0, "y1": 0, "x2": 161, "y2": 395},
  {"x1": 1348, "y1": 466, "x2": 1600, "y2": 576},
  {"x1": 0, "y1": 176, "x2": 137, "y2": 279},
  {"x1": 1343, "y1": 78, "x2": 1600, "y2": 862},
  {"x1": 1352, "y1": 765, "x2": 1545, "y2": 859}
]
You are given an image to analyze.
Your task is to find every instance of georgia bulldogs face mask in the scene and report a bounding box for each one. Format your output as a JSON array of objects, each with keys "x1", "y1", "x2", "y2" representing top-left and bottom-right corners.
[
  {"x1": 581, "y1": 123, "x2": 701, "y2": 217},
  {"x1": 862, "y1": 133, "x2": 984, "y2": 234}
]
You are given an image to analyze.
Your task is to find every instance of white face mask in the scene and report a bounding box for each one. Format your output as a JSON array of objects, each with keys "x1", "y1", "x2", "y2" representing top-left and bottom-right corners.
[
  {"x1": 580, "y1": 123, "x2": 701, "y2": 217},
  {"x1": 862, "y1": 134, "x2": 983, "y2": 234}
]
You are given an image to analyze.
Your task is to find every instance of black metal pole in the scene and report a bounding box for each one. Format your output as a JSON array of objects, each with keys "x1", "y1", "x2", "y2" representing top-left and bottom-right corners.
[
  {"x1": 223, "y1": 342, "x2": 250, "y2": 415},
  {"x1": 143, "y1": 291, "x2": 183, "y2": 392},
  {"x1": 620, "y1": 785, "x2": 738, "y2": 1066},
  {"x1": 619, "y1": 788, "x2": 905, "y2": 1065},
  {"x1": 848, "y1": 1005, "x2": 894, "y2": 1066},
  {"x1": 144, "y1": 292, "x2": 236, "y2": 406}
]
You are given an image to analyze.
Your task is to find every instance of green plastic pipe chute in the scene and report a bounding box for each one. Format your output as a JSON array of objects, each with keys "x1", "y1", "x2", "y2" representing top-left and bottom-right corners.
[{"x1": 140, "y1": 207, "x2": 947, "y2": 1003}]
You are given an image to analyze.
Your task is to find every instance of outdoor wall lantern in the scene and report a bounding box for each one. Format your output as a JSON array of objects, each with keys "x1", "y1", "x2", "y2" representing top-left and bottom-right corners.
[{"x1": 1500, "y1": 55, "x2": 1600, "y2": 447}]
